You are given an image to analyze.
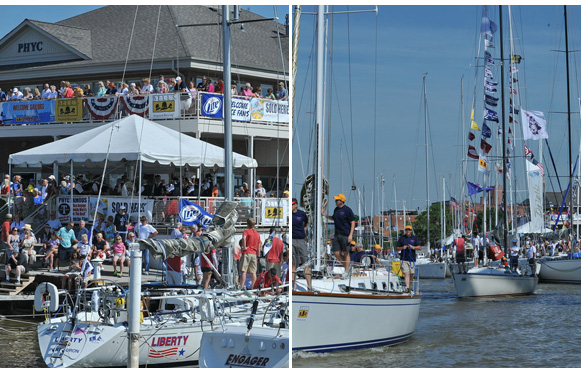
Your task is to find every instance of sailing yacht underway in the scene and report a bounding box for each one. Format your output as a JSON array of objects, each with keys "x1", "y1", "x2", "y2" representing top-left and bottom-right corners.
[{"x1": 291, "y1": 5, "x2": 420, "y2": 353}]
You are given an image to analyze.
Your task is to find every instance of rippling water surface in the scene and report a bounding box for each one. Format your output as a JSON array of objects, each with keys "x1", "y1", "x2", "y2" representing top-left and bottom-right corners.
[{"x1": 292, "y1": 279, "x2": 581, "y2": 368}]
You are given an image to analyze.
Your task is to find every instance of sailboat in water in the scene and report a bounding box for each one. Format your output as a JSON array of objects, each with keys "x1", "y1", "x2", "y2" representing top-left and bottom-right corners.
[
  {"x1": 536, "y1": 5, "x2": 581, "y2": 284},
  {"x1": 451, "y1": 6, "x2": 537, "y2": 297},
  {"x1": 292, "y1": 6, "x2": 421, "y2": 353}
]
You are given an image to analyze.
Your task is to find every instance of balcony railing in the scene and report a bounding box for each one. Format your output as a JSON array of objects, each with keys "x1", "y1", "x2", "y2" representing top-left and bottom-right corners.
[{"x1": 0, "y1": 93, "x2": 289, "y2": 127}]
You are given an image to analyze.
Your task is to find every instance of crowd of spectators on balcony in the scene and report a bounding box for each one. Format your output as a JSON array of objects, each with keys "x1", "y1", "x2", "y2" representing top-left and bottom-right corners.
[{"x1": 0, "y1": 76, "x2": 288, "y2": 102}]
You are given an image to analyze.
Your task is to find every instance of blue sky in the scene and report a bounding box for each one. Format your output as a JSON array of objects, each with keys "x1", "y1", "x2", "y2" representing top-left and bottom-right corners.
[
  {"x1": 0, "y1": 5, "x2": 289, "y2": 39},
  {"x1": 293, "y1": 5, "x2": 581, "y2": 219}
]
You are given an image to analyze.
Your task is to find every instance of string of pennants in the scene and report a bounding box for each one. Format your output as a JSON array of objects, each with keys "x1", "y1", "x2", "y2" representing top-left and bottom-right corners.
[{"x1": 466, "y1": 9, "x2": 548, "y2": 183}]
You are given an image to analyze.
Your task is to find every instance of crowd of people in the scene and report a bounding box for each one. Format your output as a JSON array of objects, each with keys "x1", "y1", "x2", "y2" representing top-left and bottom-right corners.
[
  {"x1": 2, "y1": 207, "x2": 289, "y2": 293},
  {"x1": 0, "y1": 75, "x2": 289, "y2": 102}
]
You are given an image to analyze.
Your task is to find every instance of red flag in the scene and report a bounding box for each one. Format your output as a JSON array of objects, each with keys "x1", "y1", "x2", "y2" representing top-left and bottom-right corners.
[
  {"x1": 538, "y1": 163, "x2": 545, "y2": 176},
  {"x1": 524, "y1": 145, "x2": 533, "y2": 158},
  {"x1": 468, "y1": 132, "x2": 475, "y2": 141},
  {"x1": 481, "y1": 139, "x2": 492, "y2": 154},
  {"x1": 468, "y1": 145, "x2": 479, "y2": 159},
  {"x1": 509, "y1": 127, "x2": 513, "y2": 134},
  {"x1": 509, "y1": 115, "x2": 513, "y2": 123}
]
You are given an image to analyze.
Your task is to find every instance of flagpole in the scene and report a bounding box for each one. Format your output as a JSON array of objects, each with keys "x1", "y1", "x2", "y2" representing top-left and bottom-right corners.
[
  {"x1": 499, "y1": 5, "x2": 508, "y2": 253},
  {"x1": 565, "y1": 5, "x2": 573, "y2": 240}
]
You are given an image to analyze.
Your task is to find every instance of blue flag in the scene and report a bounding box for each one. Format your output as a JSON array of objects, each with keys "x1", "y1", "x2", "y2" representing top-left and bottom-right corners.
[
  {"x1": 485, "y1": 94, "x2": 498, "y2": 107},
  {"x1": 485, "y1": 51, "x2": 495, "y2": 65},
  {"x1": 467, "y1": 181, "x2": 484, "y2": 196},
  {"x1": 179, "y1": 199, "x2": 214, "y2": 228},
  {"x1": 81, "y1": 256, "x2": 94, "y2": 279},
  {"x1": 482, "y1": 123, "x2": 492, "y2": 138},
  {"x1": 481, "y1": 11, "x2": 498, "y2": 35},
  {"x1": 484, "y1": 108, "x2": 498, "y2": 122},
  {"x1": 509, "y1": 105, "x2": 519, "y2": 115}
]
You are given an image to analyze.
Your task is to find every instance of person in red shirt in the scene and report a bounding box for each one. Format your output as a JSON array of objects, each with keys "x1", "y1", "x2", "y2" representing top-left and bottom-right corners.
[
  {"x1": 253, "y1": 268, "x2": 282, "y2": 296},
  {"x1": 239, "y1": 218, "x2": 261, "y2": 289},
  {"x1": 263, "y1": 227, "x2": 284, "y2": 277},
  {"x1": 1, "y1": 214, "x2": 12, "y2": 249},
  {"x1": 453, "y1": 235, "x2": 467, "y2": 274}
]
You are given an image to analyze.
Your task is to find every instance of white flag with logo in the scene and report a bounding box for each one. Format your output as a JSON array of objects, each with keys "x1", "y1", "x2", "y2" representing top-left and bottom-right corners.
[
  {"x1": 478, "y1": 154, "x2": 488, "y2": 173},
  {"x1": 521, "y1": 109, "x2": 548, "y2": 140}
]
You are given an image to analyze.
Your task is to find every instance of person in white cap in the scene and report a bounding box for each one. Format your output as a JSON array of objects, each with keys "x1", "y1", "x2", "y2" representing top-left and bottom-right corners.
[
  {"x1": 254, "y1": 180, "x2": 266, "y2": 198},
  {"x1": 10, "y1": 88, "x2": 23, "y2": 101}
]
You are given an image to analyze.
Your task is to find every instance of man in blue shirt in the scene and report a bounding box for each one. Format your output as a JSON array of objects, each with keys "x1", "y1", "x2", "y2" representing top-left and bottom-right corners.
[
  {"x1": 396, "y1": 225, "x2": 421, "y2": 293},
  {"x1": 276, "y1": 82, "x2": 288, "y2": 101},
  {"x1": 324, "y1": 193, "x2": 355, "y2": 277},
  {"x1": 292, "y1": 198, "x2": 311, "y2": 290},
  {"x1": 56, "y1": 221, "x2": 78, "y2": 272}
]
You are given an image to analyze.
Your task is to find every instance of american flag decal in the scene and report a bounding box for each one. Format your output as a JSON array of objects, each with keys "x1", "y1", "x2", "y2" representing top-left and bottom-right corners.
[{"x1": 148, "y1": 347, "x2": 179, "y2": 358}]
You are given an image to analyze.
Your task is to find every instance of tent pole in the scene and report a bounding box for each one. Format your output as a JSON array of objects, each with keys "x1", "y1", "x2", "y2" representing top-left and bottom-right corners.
[
  {"x1": 8, "y1": 157, "x2": 12, "y2": 215},
  {"x1": 70, "y1": 160, "x2": 74, "y2": 223}
]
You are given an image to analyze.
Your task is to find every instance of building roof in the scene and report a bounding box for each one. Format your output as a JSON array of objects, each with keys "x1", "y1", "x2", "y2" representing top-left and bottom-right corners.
[{"x1": 0, "y1": 5, "x2": 288, "y2": 77}]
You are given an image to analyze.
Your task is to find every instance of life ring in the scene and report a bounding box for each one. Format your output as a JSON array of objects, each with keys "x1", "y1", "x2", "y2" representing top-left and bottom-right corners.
[{"x1": 34, "y1": 282, "x2": 59, "y2": 312}]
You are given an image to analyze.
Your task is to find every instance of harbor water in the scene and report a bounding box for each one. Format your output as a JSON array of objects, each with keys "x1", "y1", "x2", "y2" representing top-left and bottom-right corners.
[{"x1": 292, "y1": 279, "x2": 581, "y2": 367}]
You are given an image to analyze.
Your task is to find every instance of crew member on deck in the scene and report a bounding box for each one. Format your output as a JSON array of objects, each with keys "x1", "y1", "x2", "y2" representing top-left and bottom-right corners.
[
  {"x1": 509, "y1": 238, "x2": 520, "y2": 272},
  {"x1": 454, "y1": 235, "x2": 467, "y2": 274},
  {"x1": 396, "y1": 225, "x2": 420, "y2": 293},
  {"x1": 323, "y1": 193, "x2": 355, "y2": 278}
]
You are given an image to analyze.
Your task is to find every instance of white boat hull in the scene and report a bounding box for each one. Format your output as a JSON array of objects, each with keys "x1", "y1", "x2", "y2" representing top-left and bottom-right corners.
[
  {"x1": 416, "y1": 262, "x2": 448, "y2": 279},
  {"x1": 452, "y1": 268, "x2": 538, "y2": 298},
  {"x1": 37, "y1": 313, "x2": 211, "y2": 367},
  {"x1": 538, "y1": 258, "x2": 581, "y2": 283},
  {"x1": 199, "y1": 325, "x2": 289, "y2": 368},
  {"x1": 292, "y1": 291, "x2": 421, "y2": 352}
]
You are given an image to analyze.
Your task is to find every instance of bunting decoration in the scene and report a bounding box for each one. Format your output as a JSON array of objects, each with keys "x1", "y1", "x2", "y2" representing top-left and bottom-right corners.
[
  {"x1": 121, "y1": 95, "x2": 149, "y2": 116},
  {"x1": 86, "y1": 97, "x2": 118, "y2": 119}
]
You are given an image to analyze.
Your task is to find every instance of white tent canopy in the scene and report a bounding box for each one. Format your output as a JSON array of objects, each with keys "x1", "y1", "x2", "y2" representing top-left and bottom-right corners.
[
  {"x1": 9, "y1": 115, "x2": 257, "y2": 168},
  {"x1": 516, "y1": 222, "x2": 552, "y2": 234}
]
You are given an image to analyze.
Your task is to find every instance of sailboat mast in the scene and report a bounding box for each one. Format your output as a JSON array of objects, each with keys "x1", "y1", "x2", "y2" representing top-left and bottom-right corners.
[
  {"x1": 315, "y1": 5, "x2": 325, "y2": 270},
  {"x1": 499, "y1": 5, "x2": 508, "y2": 252},
  {"x1": 424, "y1": 75, "x2": 430, "y2": 251},
  {"x1": 565, "y1": 5, "x2": 573, "y2": 240}
]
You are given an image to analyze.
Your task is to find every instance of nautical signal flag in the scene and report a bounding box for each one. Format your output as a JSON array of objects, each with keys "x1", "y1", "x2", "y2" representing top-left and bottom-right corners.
[
  {"x1": 481, "y1": 10, "x2": 498, "y2": 35},
  {"x1": 472, "y1": 120, "x2": 480, "y2": 131},
  {"x1": 484, "y1": 107, "x2": 499, "y2": 122},
  {"x1": 468, "y1": 145, "x2": 479, "y2": 159},
  {"x1": 467, "y1": 181, "x2": 484, "y2": 196},
  {"x1": 481, "y1": 139, "x2": 492, "y2": 154},
  {"x1": 485, "y1": 94, "x2": 498, "y2": 107},
  {"x1": 485, "y1": 66, "x2": 494, "y2": 79},
  {"x1": 478, "y1": 154, "x2": 488, "y2": 172},
  {"x1": 482, "y1": 123, "x2": 492, "y2": 138},
  {"x1": 524, "y1": 144, "x2": 534, "y2": 158},
  {"x1": 468, "y1": 132, "x2": 475, "y2": 141},
  {"x1": 511, "y1": 55, "x2": 522, "y2": 64}
]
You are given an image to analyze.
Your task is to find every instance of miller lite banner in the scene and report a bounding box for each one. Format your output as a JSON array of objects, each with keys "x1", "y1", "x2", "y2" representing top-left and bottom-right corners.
[
  {"x1": 1, "y1": 100, "x2": 55, "y2": 124},
  {"x1": 149, "y1": 93, "x2": 179, "y2": 119},
  {"x1": 201, "y1": 93, "x2": 251, "y2": 122},
  {"x1": 179, "y1": 199, "x2": 213, "y2": 228}
]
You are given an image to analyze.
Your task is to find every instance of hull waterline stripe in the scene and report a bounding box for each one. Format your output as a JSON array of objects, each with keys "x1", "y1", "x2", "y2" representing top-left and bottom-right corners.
[{"x1": 292, "y1": 332, "x2": 413, "y2": 353}]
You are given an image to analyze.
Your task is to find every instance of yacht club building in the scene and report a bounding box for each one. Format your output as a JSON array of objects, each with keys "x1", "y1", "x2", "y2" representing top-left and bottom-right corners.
[{"x1": 0, "y1": 5, "x2": 289, "y2": 196}]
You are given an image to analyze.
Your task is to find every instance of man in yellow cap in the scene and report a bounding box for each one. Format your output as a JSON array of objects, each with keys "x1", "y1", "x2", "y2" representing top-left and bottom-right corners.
[
  {"x1": 323, "y1": 193, "x2": 355, "y2": 277},
  {"x1": 396, "y1": 225, "x2": 421, "y2": 293}
]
